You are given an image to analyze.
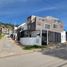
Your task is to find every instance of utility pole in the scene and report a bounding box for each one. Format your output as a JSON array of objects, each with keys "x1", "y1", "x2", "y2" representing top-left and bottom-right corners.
[
  {"x1": 47, "y1": 30, "x2": 48, "y2": 45},
  {"x1": 40, "y1": 26, "x2": 42, "y2": 45}
]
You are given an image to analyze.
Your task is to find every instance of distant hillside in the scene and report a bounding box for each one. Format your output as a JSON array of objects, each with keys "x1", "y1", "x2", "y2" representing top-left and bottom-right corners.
[{"x1": 0, "y1": 22, "x2": 18, "y2": 30}]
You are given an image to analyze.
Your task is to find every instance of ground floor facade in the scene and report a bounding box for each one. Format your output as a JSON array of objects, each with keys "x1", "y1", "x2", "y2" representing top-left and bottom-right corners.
[{"x1": 15, "y1": 30, "x2": 67, "y2": 46}]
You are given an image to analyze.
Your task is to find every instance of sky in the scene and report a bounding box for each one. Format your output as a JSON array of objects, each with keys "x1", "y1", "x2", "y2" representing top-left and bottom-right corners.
[{"x1": 0, "y1": 0, "x2": 67, "y2": 30}]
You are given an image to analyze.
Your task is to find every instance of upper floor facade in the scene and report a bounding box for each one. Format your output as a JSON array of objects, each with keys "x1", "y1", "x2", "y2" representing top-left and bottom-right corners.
[{"x1": 27, "y1": 15, "x2": 64, "y2": 33}]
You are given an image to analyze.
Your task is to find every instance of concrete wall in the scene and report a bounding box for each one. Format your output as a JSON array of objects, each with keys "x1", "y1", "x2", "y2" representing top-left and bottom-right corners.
[
  {"x1": 61, "y1": 31, "x2": 66, "y2": 43},
  {"x1": 36, "y1": 17, "x2": 64, "y2": 33},
  {"x1": 27, "y1": 16, "x2": 64, "y2": 33},
  {"x1": 31, "y1": 30, "x2": 40, "y2": 37},
  {"x1": 20, "y1": 37, "x2": 41, "y2": 46}
]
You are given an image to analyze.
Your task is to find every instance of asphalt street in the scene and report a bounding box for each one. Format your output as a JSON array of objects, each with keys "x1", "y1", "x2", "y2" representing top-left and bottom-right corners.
[{"x1": 0, "y1": 35, "x2": 67, "y2": 67}]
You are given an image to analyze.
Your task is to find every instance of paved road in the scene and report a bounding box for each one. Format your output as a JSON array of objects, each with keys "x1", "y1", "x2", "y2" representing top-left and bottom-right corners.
[
  {"x1": 0, "y1": 35, "x2": 23, "y2": 57},
  {"x1": 0, "y1": 35, "x2": 67, "y2": 67},
  {"x1": 0, "y1": 52, "x2": 67, "y2": 67},
  {"x1": 42, "y1": 47, "x2": 67, "y2": 60}
]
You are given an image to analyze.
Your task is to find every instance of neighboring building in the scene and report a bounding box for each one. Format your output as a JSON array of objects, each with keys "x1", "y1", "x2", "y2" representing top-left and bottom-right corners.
[
  {"x1": 16, "y1": 15, "x2": 66, "y2": 46},
  {"x1": 2, "y1": 27, "x2": 9, "y2": 34},
  {"x1": 15, "y1": 23, "x2": 27, "y2": 41},
  {"x1": 17, "y1": 23, "x2": 27, "y2": 30}
]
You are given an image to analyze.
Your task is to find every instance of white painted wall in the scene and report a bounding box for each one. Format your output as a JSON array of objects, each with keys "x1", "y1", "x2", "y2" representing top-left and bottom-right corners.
[
  {"x1": 61, "y1": 31, "x2": 66, "y2": 43},
  {"x1": 20, "y1": 37, "x2": 41, "y2": 46}
]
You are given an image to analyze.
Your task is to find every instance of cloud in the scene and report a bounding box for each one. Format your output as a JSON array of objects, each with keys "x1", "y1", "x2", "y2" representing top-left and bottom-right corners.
[
  {"x1": 33, "y1": 7, "x2": 59, "y2": 13},
  {"x1": 32, "y1": 0, "x2": 67, "y2": 13},
  {"x1": 33, "y1": 3, "x2": 67, "y2": 13},
  {"x1": 0, "y1": 0, "x2": 66, "y2": 19}
]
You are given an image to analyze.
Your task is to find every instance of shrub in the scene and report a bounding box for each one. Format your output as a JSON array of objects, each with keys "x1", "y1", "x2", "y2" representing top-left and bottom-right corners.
[{"x1": 23, "y1": 45, "x2": 42, "y2": 50}]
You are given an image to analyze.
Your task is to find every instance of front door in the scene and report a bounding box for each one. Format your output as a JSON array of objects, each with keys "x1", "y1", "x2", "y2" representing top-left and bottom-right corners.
[{"x1": 42, "y1": 32, "x2": 47, "y2": 45}]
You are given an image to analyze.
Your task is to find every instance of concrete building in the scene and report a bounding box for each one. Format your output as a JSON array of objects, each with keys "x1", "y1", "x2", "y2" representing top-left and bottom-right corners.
[
  {"x1": 16, "y1": 15, "x2": 66, "y2": 46},
  {"x1": 26, "y1": 15, "x2": 64, "y2": 45},
  {"x1": 15, "y1": 23, "x2": 27, "y2": 41}
]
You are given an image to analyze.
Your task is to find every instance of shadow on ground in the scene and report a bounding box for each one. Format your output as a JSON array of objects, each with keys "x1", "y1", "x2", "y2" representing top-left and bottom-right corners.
[{"x1": 41, "y1": 46, "x2": 67, "y2": 60}]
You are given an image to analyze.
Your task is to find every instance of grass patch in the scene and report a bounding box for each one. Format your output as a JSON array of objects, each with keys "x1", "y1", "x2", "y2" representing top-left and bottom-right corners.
[
  {"x1": 0, "y1": 33, "x2": 4, "y2": 39},
  {"x1": 23, "y1": 45, "x2": 43, "y2": 50}
]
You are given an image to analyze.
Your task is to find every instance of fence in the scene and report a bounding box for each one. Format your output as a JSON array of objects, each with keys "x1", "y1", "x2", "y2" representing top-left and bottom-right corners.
[{"x1": 20, "y1": 37, "x2": 41, "y2": 46}]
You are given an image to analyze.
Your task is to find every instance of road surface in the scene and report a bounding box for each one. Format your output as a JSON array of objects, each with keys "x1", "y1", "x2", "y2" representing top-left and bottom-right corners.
[
  {"x1": 0, "y1": 35, "x2": 67, "y2": 67},
  {"x1": 0, "y1": 52, "x2": 67, "y2": 67},
  {"x1": 0, "y1": 35, "x2": 25, "y2": 57}
]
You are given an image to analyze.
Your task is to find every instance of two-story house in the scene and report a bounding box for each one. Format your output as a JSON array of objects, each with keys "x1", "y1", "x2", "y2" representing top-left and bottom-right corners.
[
  {"x1": 27, "y1": 15, "x2": 64, "y2": 45},
  {"x1": 16, "y1": 15, "x2": 66, "y2": 46}
]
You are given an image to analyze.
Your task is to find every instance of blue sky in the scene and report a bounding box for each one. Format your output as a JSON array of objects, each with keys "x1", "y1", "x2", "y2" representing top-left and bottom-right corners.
[{"x1": 0, "y1": 0, "x2": 67, "y2": 30}]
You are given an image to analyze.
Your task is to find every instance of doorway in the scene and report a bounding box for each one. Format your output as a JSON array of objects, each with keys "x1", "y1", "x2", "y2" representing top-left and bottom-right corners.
[{"x1": 42, "y1": 32, "x2": 47, "y2": 45}]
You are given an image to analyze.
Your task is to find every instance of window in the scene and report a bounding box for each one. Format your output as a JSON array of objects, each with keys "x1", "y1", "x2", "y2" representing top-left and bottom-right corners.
[
  {"x1": 53, "y1": 24, "x2": 57, "y2": 28},
  {"x1": 45, "y1": 24, "x2": 50, "y2": 29},
  {"x1": 54, "y1": 19, "x2": 62, "y2": 23}
]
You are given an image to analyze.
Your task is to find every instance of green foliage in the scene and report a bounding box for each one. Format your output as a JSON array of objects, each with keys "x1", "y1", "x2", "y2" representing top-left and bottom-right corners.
[
  {"x1": 0, "y1": 22, "x2": 18, "y2": 30},
  {"x1": 23, "y1": 45, "x2": 42, "y2": 50}
]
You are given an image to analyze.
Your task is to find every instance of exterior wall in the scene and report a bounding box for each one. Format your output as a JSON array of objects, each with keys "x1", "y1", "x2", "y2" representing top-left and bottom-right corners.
[
  {"x1": 22, "y1": 24, "x2": 27, "y2": 30},
  {"x1": 31, "y1": 30, "x2": 40, "y2": 37},
  {"x1": 17, "y1": 23, "x2": 27, "y2": 31},
  {"x1": 61, "y1": 31, "x2": 66, "y2": 43},
  {"x1": 36, "y1": 16, "x2": 64, "y2": 33},
  {"x1": 27, "y1": 16, "x2": 64, "y2": 33},
  {"x1": 20, "y1": 37, "x2": 41, "y2": 46},
  {"x1": 27, "y1": 16, "x2": 36, "y2": 31}
]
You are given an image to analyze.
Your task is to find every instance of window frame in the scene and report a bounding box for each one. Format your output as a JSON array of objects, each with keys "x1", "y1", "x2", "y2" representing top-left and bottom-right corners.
[
  {"x1": 53, "y1": 24, "x2": 57, "y2": 28},
  {"x1": 45, "y1": 24, "x2": 51, "y2": 29}
]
